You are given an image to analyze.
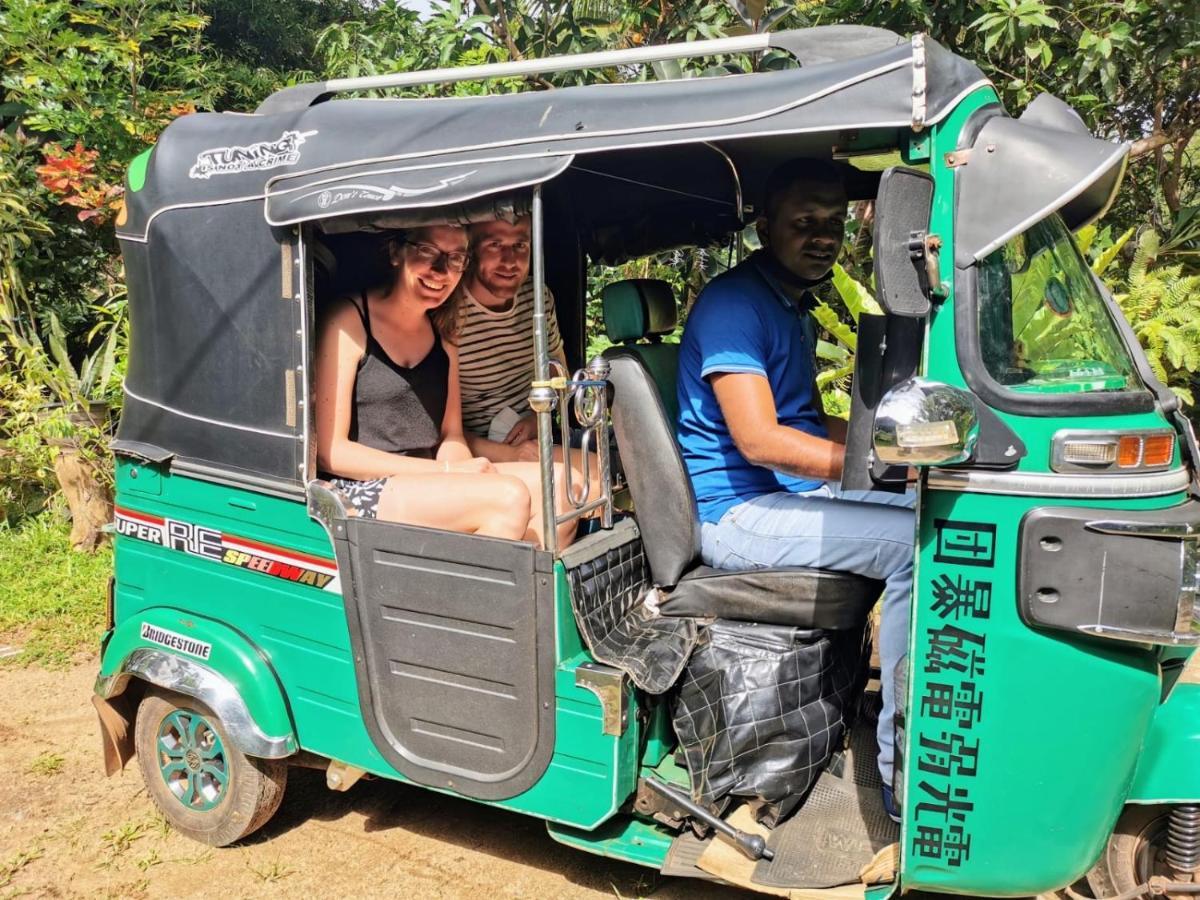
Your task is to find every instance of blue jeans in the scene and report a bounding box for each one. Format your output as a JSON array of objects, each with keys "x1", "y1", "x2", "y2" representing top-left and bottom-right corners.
[{"x1": 699, "y1": 485, "x2": 916, "y2": 787}]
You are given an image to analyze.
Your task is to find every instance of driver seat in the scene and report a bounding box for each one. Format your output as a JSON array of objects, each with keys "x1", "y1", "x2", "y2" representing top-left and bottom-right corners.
[{"x1": 605, "y1": 348, "x2": 882, "y2": 628}]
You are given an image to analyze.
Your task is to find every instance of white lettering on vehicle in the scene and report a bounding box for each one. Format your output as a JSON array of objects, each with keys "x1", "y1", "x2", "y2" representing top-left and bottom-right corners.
[{"x1": 188, "y1": 130, "x2": 317, "y2": 179}]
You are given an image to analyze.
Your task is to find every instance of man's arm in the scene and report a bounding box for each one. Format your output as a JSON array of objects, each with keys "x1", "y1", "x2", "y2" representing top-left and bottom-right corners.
[
  {"x1": 711, "y1": 372, "x2": 845, "y2": 481},
  {"x1": 822, "y1": 412, "x2": 849, "y2": 444}
]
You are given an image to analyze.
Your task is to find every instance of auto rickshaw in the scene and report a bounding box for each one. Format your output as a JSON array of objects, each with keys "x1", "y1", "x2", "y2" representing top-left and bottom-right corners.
[{"x1": 92, "y1": 24, "x2": 1200, "y2": 897}]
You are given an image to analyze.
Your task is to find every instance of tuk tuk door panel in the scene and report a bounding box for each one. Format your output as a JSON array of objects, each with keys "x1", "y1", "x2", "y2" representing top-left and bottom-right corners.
[{"x1": 334, "y1": 519, "x2": 558, "y2": 802}]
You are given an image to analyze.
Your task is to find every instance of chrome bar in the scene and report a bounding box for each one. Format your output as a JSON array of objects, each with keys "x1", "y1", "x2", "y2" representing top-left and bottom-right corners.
[
  {"x1": 928, "y1": 466, "x2": 1191, "y2": 499},
  {"x1": 322, "y1": 34, "x2": 773, "y2": 96},
  {"x1": 552, "y1": 359, "x2": 615, "y2": 534},
  {"x1": 530, "y1": 187, "x2": 558, "y2": 555},
  {"x1": 555, "y1": 496, "x2": 611, "y2": 526},
  {"x1": 560, "y1": 378, "x2": 593, "y2": 506},
  {"x1": 588, "y1": 357, "x2": 614, "y2": 529}
]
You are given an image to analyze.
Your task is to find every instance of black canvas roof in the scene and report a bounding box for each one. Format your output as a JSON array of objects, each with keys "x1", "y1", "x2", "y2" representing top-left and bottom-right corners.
[{"x1": 117, "y1": 28, "x2": 989, "y2": 242}]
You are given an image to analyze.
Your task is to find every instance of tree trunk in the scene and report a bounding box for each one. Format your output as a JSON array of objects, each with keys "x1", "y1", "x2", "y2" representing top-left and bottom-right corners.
[{"x1": 53, "y1": 448, "x2": 112, "y2": 552}]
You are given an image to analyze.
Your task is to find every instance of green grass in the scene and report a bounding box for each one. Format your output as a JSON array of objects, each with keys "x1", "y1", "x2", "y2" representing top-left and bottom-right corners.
[
  {"x1": 27, "y1": 751, "x2": 65, "y2": 777},
  {"x1": 0, "y1": 512, "x2": 110, "y2": 668}
]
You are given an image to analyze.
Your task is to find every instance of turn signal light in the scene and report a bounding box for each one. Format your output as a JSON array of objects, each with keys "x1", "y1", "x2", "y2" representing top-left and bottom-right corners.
[
  {"x1": 1052, "y1": 429, "x2": 1177, "y2": 472},
  {"x1": 1117, "y1": 435, "x2": 1143, "y2": 468},
  {"x1": 1143, "y1": 433, "x2": 1176, "y2": 467}
]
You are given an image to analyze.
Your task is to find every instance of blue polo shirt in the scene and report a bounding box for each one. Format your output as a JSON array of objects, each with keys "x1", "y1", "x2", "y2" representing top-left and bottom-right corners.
[{"x1": 676, "y1": 254, "x2": 828, "y2": 523}]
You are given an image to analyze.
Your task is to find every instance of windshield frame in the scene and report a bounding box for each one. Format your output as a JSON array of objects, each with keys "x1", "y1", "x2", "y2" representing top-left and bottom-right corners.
[{"x1": 953, "y1": 216, "x2": 1155, "y2": 417}]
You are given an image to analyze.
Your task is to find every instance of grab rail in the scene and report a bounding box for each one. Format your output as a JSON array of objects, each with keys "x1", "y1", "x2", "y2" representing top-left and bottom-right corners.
[
  {"x1": 530, "y1": 358, "x2": 615, "y2": 555},
  {"x1": 254, "y1": 28, "x2": 908, "y2": 114}
]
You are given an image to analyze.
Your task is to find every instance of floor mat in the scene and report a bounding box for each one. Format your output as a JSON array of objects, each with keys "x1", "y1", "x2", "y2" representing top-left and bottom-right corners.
[
  {"x1": 660, "y1": 829, "x2": 721, "y2": 881},
  {"x1": 750, "y1": 721, "x2": 898, "y2": 889}
]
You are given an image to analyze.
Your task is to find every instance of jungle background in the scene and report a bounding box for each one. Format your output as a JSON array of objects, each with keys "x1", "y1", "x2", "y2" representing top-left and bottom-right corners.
[{"x1": 0, "y1": 0, "x2": 1197, "y2": 664}]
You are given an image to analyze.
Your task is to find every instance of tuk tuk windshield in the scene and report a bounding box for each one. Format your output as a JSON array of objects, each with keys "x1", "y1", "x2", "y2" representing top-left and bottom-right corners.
[{"x1": 976, "y1": 214, "x2": 1141, "y2": 396}]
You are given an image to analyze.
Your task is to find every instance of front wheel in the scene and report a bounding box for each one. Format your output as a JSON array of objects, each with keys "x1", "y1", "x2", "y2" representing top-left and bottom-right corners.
[
  {"x1": 1087, "y1": 804, "x2": 1198, "y2": 899},
  {"x1": 134, "y1": 689, "x2": 287, "y2": 846}
]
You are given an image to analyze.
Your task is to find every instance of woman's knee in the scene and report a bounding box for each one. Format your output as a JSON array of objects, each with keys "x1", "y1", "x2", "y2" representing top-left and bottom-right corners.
[{"x1": 487, "y1": 475, "x2": 532, "y2": 523}]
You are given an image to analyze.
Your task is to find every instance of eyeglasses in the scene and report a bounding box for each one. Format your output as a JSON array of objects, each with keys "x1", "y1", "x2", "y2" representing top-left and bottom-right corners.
[{"x1": 403, "y1": 240, "x2": 470, "y2": 273}]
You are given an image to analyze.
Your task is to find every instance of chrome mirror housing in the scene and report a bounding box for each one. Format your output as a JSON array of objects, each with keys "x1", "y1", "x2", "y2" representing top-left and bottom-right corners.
[{"x1": 873, "y1": 378, "x2": 980, "y2": 467}]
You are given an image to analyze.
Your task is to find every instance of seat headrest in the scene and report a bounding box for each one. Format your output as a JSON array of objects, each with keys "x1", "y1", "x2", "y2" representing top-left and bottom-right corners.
[{"x1": 602, "y1": 279, "x2": 678, "y2": 344}]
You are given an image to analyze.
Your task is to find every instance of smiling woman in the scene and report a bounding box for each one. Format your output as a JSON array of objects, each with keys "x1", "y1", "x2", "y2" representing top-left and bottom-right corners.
[{"x1": 313, "y1": 224, "x2": 581, "y2": 548}]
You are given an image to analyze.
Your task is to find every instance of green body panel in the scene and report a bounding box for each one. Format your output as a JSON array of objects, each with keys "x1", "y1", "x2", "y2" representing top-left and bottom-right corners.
[
  {"x1": 899, "y1": 87, "x2": 1191, "y2": 894},
  {"x1": 108, "y1": 460, "x2": 640, "y2": 830},
  {"x1": 102, "y1": 608, "x2": 297, "y2": 743},
  {"x1": 902, "y1": 490, "x2": 1167, "y2": 894},
  {"x1": 546, "y1": 815, "x2": 674, "y2": 868},
  {"x1": 1129, "y1": 681, "x2": 1200, "y2": 804},
  {"x1": 127, "y1": 148, "x2": 152, "y2": 192}
]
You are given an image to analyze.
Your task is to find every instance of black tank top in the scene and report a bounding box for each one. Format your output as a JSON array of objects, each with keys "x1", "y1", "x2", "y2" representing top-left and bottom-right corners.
[{"x1": 348, "y1": 291, "x2": 448, "y2": 459}]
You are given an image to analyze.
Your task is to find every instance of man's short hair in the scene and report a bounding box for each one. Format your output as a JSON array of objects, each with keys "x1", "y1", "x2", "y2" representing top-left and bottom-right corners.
[{"x1": 761, "y1": 158, "x2": 847, "y2": 219}]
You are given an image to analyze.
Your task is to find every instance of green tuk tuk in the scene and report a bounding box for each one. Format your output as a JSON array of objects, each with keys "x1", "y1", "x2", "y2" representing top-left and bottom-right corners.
[{"x1": 93, "y1": 24, "x2": 1200, "y2": 897}]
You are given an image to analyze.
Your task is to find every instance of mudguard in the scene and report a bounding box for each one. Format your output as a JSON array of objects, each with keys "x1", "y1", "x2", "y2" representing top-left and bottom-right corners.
[
  {"x1": 1128, "y1": 681, "x2": 1200, "y2": 804},
  {"x1": 94, "y1": 610, "x2": 297, "y2": 773}
]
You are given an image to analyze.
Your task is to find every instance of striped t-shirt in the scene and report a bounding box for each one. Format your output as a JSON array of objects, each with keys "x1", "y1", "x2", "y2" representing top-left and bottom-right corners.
[{"x1": 456, "y1": 281, "x2": 564, "y2": 437}]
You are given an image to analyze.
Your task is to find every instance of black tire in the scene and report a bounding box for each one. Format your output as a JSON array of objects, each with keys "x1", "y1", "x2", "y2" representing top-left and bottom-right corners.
[
  {"x1": 134, "y1": 689, "x2": 287, "y2": 847},
  {"x1": 1087, "y1": 804, "x2": 1172, "y2": 898}
]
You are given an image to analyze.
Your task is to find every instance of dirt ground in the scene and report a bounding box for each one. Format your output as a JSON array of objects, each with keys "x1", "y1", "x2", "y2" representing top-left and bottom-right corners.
[{"x1": 0, "y1": 660, "x2": 747, "y2": 899}]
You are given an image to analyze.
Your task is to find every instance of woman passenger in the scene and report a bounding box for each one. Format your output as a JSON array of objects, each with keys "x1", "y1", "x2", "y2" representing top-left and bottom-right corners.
[{"x1": 315, "y1": 225, "x2": 579, "y2": 548}]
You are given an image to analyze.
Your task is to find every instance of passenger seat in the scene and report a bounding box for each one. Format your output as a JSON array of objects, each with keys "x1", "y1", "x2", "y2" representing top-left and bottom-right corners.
[{"x1": 601, "y1": 279, "x2": 680, "y2": 425}]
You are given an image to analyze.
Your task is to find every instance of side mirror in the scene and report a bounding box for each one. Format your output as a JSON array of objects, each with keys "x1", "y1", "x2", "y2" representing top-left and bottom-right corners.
[
  {"x1": 873, "y1": 167, "x2": 936, "y2": 317},
  {"x1": 873, "y1": 378, "x2": 980, "y2": 467}
]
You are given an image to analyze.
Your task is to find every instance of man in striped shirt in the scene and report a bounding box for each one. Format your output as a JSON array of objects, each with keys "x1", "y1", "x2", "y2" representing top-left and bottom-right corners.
[{"x1": 456, "y1": 216, "x2": 567, "y2": 462}]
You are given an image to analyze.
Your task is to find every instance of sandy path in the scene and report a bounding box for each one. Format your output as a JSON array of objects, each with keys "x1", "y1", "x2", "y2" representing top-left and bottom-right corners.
[{"x1": 0, "y1": 660, "x2": 744, "y2": 899}]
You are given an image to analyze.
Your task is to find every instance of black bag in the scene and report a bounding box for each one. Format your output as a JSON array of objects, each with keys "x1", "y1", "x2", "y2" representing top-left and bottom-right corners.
[{"x1": 672, "y1": 620, "x2": 862, "y2": 827}]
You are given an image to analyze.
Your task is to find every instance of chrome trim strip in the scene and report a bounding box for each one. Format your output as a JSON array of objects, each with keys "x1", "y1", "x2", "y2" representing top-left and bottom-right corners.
[
  {"x1": 928, "y1": 466, "x2": 1191, "y2": 498},
  {"x1": 1078, "y1": 623, "x2": 1200, "y2": 647},
  {"x1": 1085, "y1": 519, "x2": 1200, "y2": 540},
  {"x1": 95, "y1": 648, "x2": 297, "y2": 758},
  {"x1": 1175, "y1": 540, "x2": 1196, "y2": 634}
]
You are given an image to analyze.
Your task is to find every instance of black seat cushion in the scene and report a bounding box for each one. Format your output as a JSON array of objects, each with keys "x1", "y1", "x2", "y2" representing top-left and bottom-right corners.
[{"x1": 659, "y1": 566, "x2": 883, "y2": 629}]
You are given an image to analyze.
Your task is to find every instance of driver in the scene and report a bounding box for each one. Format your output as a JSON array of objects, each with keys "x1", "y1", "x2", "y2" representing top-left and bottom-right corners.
[{"x1": 674, "y1": 157, "x2": 914, "y2": 821}]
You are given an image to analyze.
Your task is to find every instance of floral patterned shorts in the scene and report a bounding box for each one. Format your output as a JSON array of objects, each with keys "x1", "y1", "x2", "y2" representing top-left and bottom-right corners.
[{"x1": 327, "y1": 477, "x2": 386, "y2": 519}]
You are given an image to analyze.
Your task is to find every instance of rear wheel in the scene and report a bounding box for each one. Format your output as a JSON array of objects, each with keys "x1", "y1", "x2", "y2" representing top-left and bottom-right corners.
[
  {"x1": 1087, "y1": 805, "x2": 1197, "y2": 899},
  {"x1": 134, "y1": 690, "x2": 287, "y2": 846}
]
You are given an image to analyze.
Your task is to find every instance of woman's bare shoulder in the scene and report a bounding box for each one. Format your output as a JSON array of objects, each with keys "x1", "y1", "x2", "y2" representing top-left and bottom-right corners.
[{"x1": 320, "y1": 296, "x2": 367, "y2": 337}]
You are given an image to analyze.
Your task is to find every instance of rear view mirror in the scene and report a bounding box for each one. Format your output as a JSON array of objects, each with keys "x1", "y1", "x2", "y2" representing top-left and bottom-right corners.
[
  {"x1": 873, "y1": 378, "x2": 979, "y2": 467},
  {"x1": 873, "y1": 167, "x2": 935, "y2": 317}
]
